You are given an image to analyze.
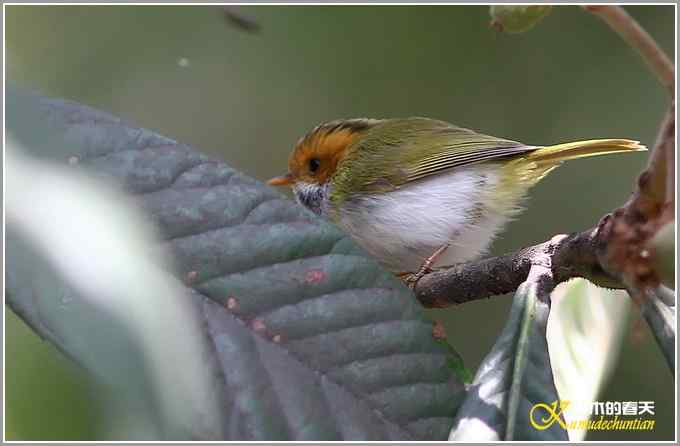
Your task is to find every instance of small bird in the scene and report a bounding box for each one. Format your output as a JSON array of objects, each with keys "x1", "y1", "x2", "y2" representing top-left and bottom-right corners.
[{"x1": 268, "y1": 118, "x2": 645, "y2": 274}]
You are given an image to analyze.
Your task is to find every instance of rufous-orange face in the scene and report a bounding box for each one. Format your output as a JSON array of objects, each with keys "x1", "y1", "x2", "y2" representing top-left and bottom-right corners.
[{"x1": 268, "y1": 119, "x2": 378, "y2": 188}]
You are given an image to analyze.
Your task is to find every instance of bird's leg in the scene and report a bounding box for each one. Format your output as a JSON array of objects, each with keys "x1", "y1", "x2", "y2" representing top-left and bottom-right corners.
[{"x1": 401, "y1": 243, "x2": 450, "y2": 289}]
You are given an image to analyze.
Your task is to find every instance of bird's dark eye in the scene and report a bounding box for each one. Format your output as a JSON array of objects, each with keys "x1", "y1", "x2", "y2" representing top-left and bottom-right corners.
[{"x1": 309, "y1": 158, "x2": 321, "y2": 173}]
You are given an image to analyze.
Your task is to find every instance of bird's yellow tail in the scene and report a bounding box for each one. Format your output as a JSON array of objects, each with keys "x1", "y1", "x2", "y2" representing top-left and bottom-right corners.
[
  {"x1": 498, "y1": 138, "x2": 647, "y2": 211},
  {"x1": 526, "y1": 138, "x2": 647, "y2": 164}
]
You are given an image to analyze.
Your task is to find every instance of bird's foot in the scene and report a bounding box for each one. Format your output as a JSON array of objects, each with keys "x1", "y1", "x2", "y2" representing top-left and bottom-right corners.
[{"x1": 399, "y1": 243, "x2": 450, "y2": 290}]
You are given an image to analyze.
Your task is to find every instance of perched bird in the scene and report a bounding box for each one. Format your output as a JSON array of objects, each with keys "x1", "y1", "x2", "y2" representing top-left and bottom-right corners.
[{"x1": 268, "y1": 118, "x2": 645, "y2": 274}]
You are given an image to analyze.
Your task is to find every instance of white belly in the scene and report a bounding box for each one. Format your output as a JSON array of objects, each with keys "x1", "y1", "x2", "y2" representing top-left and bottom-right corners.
[{"x1": 333, "y1": 165, "x2": 513, "y2": 272}]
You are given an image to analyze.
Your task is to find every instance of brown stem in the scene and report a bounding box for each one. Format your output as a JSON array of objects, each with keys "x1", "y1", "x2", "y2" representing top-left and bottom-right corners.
[
  {"x1": 657, "y1": 105, "x2": 676, "y2": 205},
  {"x1": 583, "y1": 5, "x2": 675, "y2": 94}
]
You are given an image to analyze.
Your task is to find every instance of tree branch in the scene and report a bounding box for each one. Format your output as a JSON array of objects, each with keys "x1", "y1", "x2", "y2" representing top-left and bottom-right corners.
[
  {"x1": 415, "y1": 224, "x2": 620, "y2": 308},
  {"x1": 583, "y1": 5, "x2": 675, "y2": 94}
]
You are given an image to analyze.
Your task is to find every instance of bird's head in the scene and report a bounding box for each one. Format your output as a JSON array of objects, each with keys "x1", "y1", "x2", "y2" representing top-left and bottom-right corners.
[{"x1": 268, "y1": 118, "x2": 380, "y2": 215}]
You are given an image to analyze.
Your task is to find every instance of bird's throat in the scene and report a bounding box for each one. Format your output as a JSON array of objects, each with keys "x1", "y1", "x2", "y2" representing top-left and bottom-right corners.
[{"x1": 292, "y1": 181, "x2": 330, "y2": 216}]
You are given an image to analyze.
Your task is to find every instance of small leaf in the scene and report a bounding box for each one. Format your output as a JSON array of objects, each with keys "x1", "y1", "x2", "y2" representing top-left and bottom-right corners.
[
  {"x1": 490, "y1": 6, "x2": 552, "y2": 34},
  {"x1": 437, "y1": 339, "x2": 473, "y2": 383},
  {"x1": 449, "y1": 268, "x2": 567, "y2": 441}
]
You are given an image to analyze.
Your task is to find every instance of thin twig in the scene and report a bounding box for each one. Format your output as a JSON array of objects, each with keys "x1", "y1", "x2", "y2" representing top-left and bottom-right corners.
[
  {"x1": 657, "y1": 103, "x2": 676, "y2": 205},
  {"x1": 222, "y1": 6, "x2": 261, "y2": 33},
  {"x1": 583, "y1": 5, "x2": 675, "y2": 93}
]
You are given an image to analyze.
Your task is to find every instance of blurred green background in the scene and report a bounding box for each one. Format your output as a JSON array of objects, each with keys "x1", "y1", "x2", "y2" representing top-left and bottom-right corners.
[{"x1": 5, "y1": 5, "x2": 675, "y2": 441}]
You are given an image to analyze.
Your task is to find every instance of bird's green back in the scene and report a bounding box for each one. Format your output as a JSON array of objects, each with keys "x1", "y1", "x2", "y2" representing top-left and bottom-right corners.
[{"x1": 329, "y1": 117, "x2": 533, "y2": 203}]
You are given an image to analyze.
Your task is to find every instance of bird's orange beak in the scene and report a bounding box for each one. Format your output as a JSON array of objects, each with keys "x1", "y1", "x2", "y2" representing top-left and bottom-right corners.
[{"x1": 267, "y1": 173, "x2": 294, "y2": 186}]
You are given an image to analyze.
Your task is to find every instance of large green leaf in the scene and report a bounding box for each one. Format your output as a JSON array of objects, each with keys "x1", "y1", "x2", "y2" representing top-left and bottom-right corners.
[
  {"x1": 449, "y1": 270, "x2": 568, "y2": 441},
  {"x1": 5, "y1": 89, "x2": 467, "y2": 440}
]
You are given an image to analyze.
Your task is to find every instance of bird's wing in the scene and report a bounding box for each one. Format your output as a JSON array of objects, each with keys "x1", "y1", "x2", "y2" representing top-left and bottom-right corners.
[{"x1": 335, "y1": 117, "x2": 535, "y2": 196}]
